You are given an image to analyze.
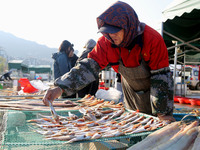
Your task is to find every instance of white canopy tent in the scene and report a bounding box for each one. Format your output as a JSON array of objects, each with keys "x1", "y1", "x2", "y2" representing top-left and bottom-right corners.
[
  {"x1": 162, "y1": 0, "x2": 200, "y2": 21},
  {"x1": 162, "y1": 0, "x2": 200, "y2": 96}
]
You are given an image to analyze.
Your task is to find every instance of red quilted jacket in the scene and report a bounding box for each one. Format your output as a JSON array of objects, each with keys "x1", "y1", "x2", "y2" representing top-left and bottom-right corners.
[{"x1": 88, "y1": 25, "x2": 169, "y2": 73}]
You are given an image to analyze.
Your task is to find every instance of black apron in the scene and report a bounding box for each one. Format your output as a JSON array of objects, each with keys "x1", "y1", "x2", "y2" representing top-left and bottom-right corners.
[{"x1": 118, "y1": 53, "x2": 152, "y2": 115}]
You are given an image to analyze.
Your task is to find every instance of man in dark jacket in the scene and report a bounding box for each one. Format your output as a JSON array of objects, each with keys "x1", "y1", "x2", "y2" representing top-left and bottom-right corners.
[{"x1": 0, "y1": 70, "x2": 12, "y2": 81}]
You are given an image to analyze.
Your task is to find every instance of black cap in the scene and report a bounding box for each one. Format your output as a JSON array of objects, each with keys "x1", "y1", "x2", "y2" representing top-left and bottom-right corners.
[{"x1": 98, "y1": 24, "x2": 122, "y2": 33}]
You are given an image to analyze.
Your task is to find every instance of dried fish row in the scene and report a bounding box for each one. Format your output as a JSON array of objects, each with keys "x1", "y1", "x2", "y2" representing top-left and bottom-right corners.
[
  {"x1": 127, "y1": 121, "x2": 200, "y2": 150},
  {"x1": 27, "y1": 107, "x2": 167, "y2": 143}
]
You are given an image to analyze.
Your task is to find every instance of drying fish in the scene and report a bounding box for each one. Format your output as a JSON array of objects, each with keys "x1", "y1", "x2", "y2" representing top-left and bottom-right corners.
[
  {"x1": 146, "y1": 118, "x2": 155, "y2": 126},
  {"x1": 102, "y1": 129, "x2": 124, "y2": 138},
  {"x1": 91, "y1": 132, "x2": 102, "y2": 139},
  {"x1": 27, "y1": 118, "x2": 54, "y2": 123},
  {"x1": 110, "y1": 108, "x2": 125, "y2": 119},
  {"x1": 100, "y1": 109, "x2": 113, "y2": 114},
  {"x1": 34, "y1": 123, "x2": 64, "y2": 129},
  {"x1": 127, "y1": 121, "x2": 181, "y2": 150},
  {"x1": 151, "y1": 121, "x2": 199, "y2": 150},
  {"x1": 48, "y1": 101, "x2": 61, "y2": 124},
  {"x1": 100, "y1": 126, "x2": 118, "y2": 133},
  {"x1": 89, "y1": 99, "x2": 104, "y2": 106},
  {"x1": 63, "y1": 100, "x2": 77, "y2": 107},
  {"x1": 128, "y1": 124, "x2": 151, "y2": 134},
  {"x1": 94, "y1": 111, "x2": 103, "y2": 118},
  {"x1": 120, "y1": 112, "x2": 137, "y2": 121},
  {"x1": 47, "y1": 135, "x2": 76, "y2": 141},
  {"x1": 191, "y1": 126, "x2": 200, "y2": 150},
  {"x1": 140, "y1": 117, "x2": 153, "y2": 125},
  {"x1": 38, "y1": 113, "x2": 69, "y2": 121},
  {"x1": 86, "y1": 111, "x2": 97, "y2": 121},
  {"x1": 104, "y1": 120, "x2": 118, "y2": 126},
  {"x1": 66, "y1": 111, "x2": 78, "y2": 120},
  {"x1": 28, "y1": 125, "x2": 61, "y2": 136},
  {"x1": 79, "y1": 107, "x2": 87, "y2": 115},
  {"x1": 83, "y1": 115, "x2": 94, "y2": 121},
  {"x1": 118, "y1": 114, "x2": 139, "y2": 125},
  {"x1": 86, "y1": 122, "x2": 99, "y2": 127},
  {"x1": 63, "y1": 134, "x2": 92, "y2": 143},
  {"x1": 124, "y1": 123, "x2": 141, "y2": 133},
  {"x1": 27, "y1": 100, "x2": 166, "y2": 144},
  {"x1": 131, "y1": 115, "x2": 145, "y2": 124},
  {"x1": 34, "y1": 129, "x2": 56, "y2": 135},
  {"x1": 77, "y1": 94, "x2": 93, "y2": 102},
  {"x1": 79, "y1": 108, "x2": 97, "y2": 121},
  {"x1": 118, "y1": 121, "x2": 133, "y2": 130},
  {"x1": 163, "y1": 127, "x2": 198, "y2": 150},
  {"x1": 46, "y1": 129, "x2": 69, "y2": 137},
  {"x1": 83, "y1": 98, "x2": 98, "y2": 105},
  {"x1": 96, "y1": 115, "x2": 110, "y2": 124},
  {"x1": 114, "y1": 112, "x2": 129, "y2": 121},
  {"x1": 78, "y1": 95, "x2": 95, "y2": 103}
]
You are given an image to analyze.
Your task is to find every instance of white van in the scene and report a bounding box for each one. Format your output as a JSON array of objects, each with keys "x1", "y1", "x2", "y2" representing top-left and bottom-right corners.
[{"x1": 185, "y1": 67, "x2": 199, "y2": 90}]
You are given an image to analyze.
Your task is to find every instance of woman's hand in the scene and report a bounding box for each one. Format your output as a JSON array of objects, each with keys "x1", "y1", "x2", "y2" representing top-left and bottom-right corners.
[
  {"x1": 157, "y1": 114, "x2": 176, "y2": 122},
  {"x1": 42, "y1": 87, "x2": 63, "y2": 106}
]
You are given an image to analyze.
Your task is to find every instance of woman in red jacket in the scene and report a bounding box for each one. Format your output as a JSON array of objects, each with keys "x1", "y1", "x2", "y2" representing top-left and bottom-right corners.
[{"x1": 43, "y1": 1, "x2": 175, "y2": 122}]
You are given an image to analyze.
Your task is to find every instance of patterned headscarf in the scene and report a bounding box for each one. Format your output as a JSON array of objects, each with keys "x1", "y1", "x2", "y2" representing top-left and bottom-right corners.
[{"x1": 97, "y1": 1, "x2": 141, "y2": 48}]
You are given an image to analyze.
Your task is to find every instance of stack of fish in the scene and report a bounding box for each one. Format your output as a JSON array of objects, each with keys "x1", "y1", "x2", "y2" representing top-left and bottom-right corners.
[
  {"x1": 128, "y1": 120, "x2": 200, "y2": 150},
  {"x1": 77, "y1": 94, "x2": 124, "y2": 108},
  {"x1": 27, "y1": 107, "x2": 168, "y2": 143}
]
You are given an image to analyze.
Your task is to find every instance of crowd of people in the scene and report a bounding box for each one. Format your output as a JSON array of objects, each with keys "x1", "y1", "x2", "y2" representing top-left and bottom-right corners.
[{"x1": 43, "y1": 1, "x2": 175, "y2": 122}]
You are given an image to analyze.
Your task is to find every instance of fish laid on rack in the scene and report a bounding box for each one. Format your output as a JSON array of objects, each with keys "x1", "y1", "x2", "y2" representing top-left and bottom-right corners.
[
  {"x1": 91, "y1": 132, "x2": 102, "y2": 139},
  {"x1": 27, "y1": 107, "x2": 167, "y2": 143},
  {"x1": 63, "y1": 134, "x2": 92, "y2": 144},
  {"x1": 128, "y1": 121, "x2": 200, "y2": 150},
  {"x1": 110, "y1": 108, "x2": 125, "y2": 119},
  {"x1": 47, "y1": 135, "x2": 76, "y2": 141},
  {"x1": 152, "y1": 121, "x2": 199, "y2": 150},
  {"x1": 191, "y1": 126, "x2": 200, "y2": 150},
  {"x1": 77, "y1": 94, "x2": 95, "y2": 103},
  {"x1": 63, "y1": 100, "x2": 77, "y2": 107},
  {"x1": 77, "y1": 94, "x2": 124, "y2": 108}
]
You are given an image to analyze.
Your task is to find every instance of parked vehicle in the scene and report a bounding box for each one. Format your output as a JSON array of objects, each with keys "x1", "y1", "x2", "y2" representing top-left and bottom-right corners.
[{"x1": 184, "y1": 67, "x2": 200, "y2": 90}]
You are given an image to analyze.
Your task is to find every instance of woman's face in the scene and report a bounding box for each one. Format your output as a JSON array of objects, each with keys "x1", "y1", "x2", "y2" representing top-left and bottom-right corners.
[
  {"x1": 67, "y1": 47, "x2": 74, "y2": 57},
  {"x1": 108, "y1": 29, "x2": 124, "y2": 46},
  {"x1": 66, "y1": 47, "x2": 74, "y2": 57}
]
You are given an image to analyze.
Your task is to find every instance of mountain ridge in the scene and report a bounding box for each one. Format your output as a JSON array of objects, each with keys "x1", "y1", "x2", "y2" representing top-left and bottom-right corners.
[{"x1": 0, "y1": 30, "x2": 57, "y2": 65}]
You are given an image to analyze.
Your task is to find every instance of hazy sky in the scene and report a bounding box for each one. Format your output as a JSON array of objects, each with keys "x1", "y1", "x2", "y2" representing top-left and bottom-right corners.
[{"x1": 0, "y1": 0, "x2": 173, "y2": 56}]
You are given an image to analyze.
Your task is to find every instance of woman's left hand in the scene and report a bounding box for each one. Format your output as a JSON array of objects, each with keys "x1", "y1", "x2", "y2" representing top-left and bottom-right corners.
[
  {"x1": 157, "y1": 114, "x2": 176, "y2": 122},
  {"x1": 42, "y1": 87, "x2": 63, "y2": 106}
]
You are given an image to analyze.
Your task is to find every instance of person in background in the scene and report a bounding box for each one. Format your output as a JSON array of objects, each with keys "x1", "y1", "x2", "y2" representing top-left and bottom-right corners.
[
  {"x1": 76, "y1": 39, "x2": 99, "y2": 98},
  {"x1": 52, "y1": 40, "x2": 78, "y2": 98},
  {"x1": 0, "y1": 70, "x2": 12, "y2": 81},
  {"x1": 43, "y1": 1, "x2": 175, "y2": 122}
]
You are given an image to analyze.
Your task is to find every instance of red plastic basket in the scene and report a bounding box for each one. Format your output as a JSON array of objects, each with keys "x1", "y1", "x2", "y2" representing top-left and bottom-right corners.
[
  {"x1": 178, "y1": 97, "x2": 190, "y2": 104},
  {"x1": 174, "y1": 96, "x2": 181, "y2": 103},
  {"x1": 189, "y1": 98, "x2": 200, "y2": 106}
]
